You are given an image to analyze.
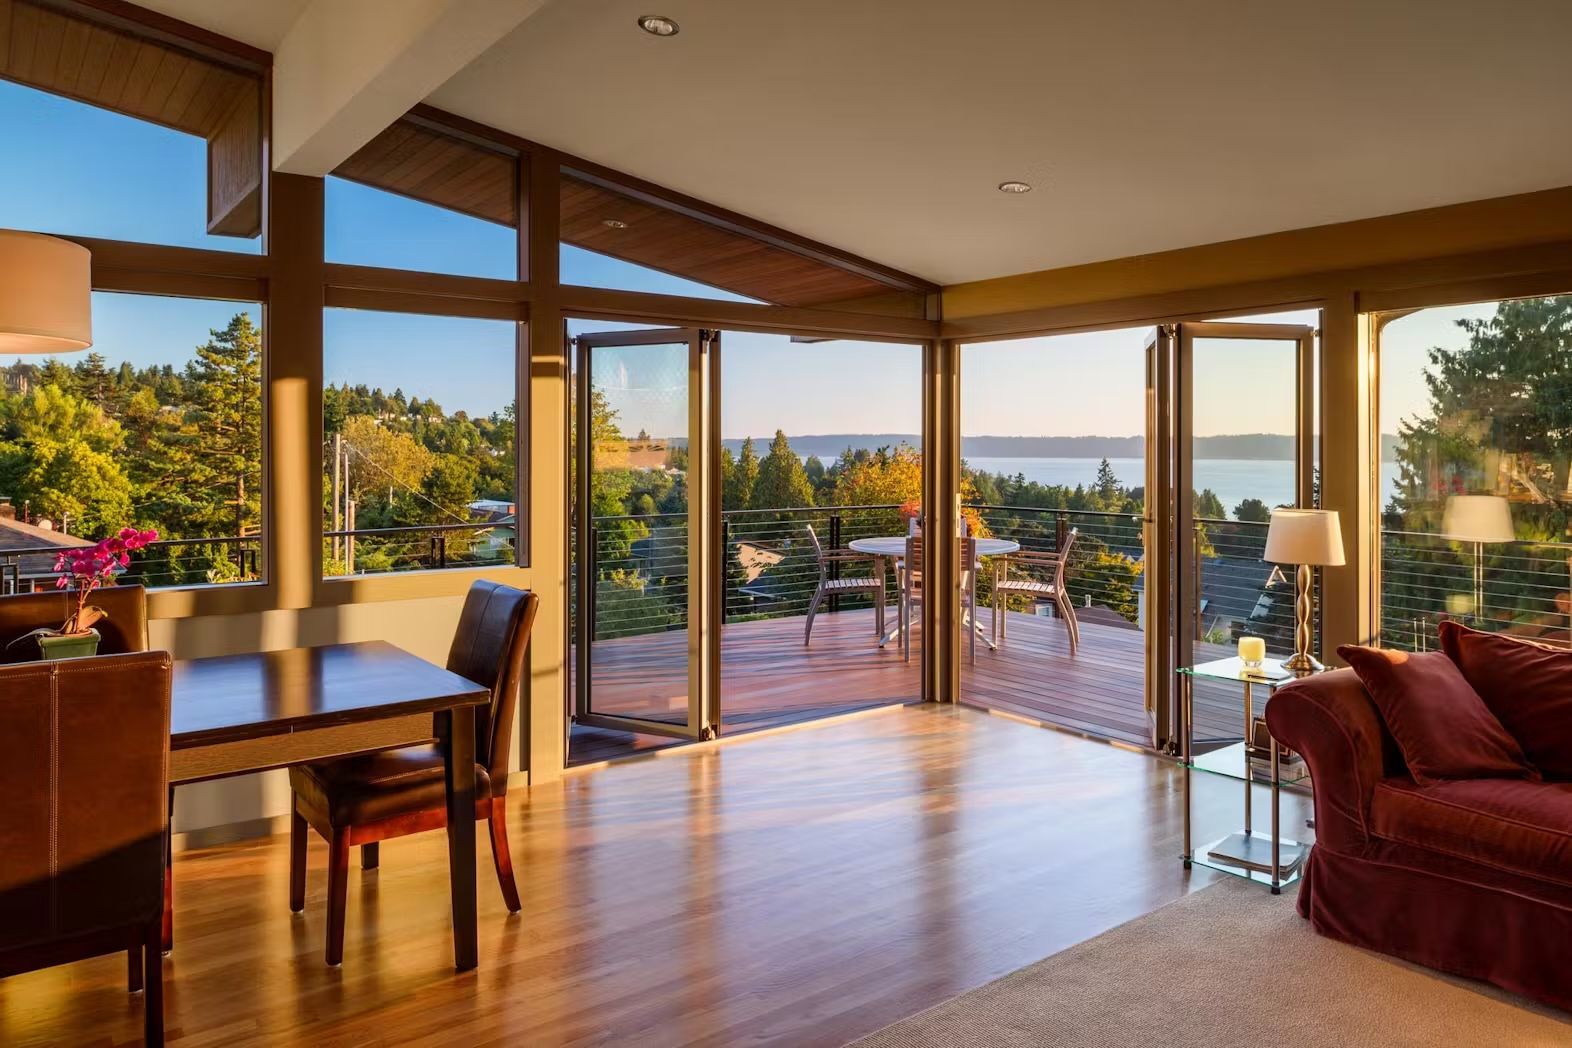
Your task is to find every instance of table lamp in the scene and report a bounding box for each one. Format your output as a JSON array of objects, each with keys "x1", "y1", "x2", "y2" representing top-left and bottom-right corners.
[
  {"x1": 1263, "y1": 508, "x2": 1345, "y2": 671},
  {"x1": 0, "y1": 230, "x2": 93, "y2": 354},
  {"x1": 1442, "y1": 495, "x2": 1514, "y2": 623}
]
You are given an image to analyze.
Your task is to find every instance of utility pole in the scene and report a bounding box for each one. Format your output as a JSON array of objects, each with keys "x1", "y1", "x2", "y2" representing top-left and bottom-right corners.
[
  {"x1": 331, "y1": 432, "x2": 343, "y2": 563},
  {"x1": 346, "y1": 499, "x2": 357, "y2": 574}
]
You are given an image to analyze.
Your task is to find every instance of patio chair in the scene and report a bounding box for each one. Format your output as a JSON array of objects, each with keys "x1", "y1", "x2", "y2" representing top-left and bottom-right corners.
[
  {"x1": 991, "y1": 528, "x2": 1080, "y2": 654},
  {"x1": 901, "y1": 533, "x2": 979, "y2": 664},
  {"x1": 804, "y1": 525, "x2": 885, "y2": 645}
]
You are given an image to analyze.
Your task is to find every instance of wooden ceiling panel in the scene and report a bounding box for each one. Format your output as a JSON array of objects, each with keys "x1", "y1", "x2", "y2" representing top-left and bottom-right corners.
[
  {"x1": 335, "y1": 119, "x2": 520, "y2": 228},
  {"x1": 0, "y1": 0, "x2": 263, "y2": 237}
]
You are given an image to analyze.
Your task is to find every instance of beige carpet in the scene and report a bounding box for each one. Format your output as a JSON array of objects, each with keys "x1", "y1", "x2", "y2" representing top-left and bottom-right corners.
[{"x1": 850, "y1": 878, "x2": 1571, "y2": 1047}]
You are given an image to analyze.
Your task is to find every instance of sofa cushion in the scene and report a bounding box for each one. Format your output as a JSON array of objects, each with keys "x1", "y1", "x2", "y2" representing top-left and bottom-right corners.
[
  {"x1": 1337, "y1": 645, "x2": 1538, "y2": 786},
  {"x1": 1439, "y1": 621, "x2": 1572, "y2": 780},
  {"x1": 1370, "y1": 777, "x2": 1572, "y2": 889}
]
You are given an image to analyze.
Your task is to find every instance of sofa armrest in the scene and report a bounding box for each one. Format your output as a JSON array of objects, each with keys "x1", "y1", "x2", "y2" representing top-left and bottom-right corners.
[{"x1": 1265, "y1": 668, "x2": 1385, "y2": 855}]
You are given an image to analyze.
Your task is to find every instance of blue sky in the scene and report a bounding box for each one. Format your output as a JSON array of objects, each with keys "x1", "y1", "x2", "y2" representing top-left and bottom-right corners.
[{"x1": 2, "y1": 77, "x2": 1447, "y2": 435}]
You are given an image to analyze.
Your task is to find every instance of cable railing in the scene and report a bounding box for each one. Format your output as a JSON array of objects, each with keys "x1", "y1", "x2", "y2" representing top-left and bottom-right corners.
[
  {"x1": 324, "y1": 521, "x2": 516, "y2": 577},
  {"x1": 1, "y1": 535, "x2": 262, "y2": 593},
  {"x1": 1380, "y1": 530, "x2": 1572, "y2": 651}
]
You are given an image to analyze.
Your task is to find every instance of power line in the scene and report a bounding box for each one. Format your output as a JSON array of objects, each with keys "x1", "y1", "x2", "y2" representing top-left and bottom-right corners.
[{"x1": 331, "y1": 438, "x2": 473, "y2": 526}]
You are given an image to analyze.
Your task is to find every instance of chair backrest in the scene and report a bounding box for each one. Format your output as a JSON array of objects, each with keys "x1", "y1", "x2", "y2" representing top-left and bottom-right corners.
[
  {"x1": 805, "y1": 524, "x2": 828, "y2": 575},
  {"x1": 1054, "y1": 528, "x2": 1079, "y2": 586},
  {"x1": 446, "y1": 580, "x2": 540, "y2": 789},
  {"x1": 0, "y1": 584, "x2": 149, "y2": 664},
  {"x1": 0, "y1": 651, "x2": 171, "y2": 960}
]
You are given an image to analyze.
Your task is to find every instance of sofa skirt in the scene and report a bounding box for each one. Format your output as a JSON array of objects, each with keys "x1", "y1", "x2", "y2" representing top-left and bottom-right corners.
[{"x1": 1297, "y1": 844, "x2": 1572, "y2": 1013}]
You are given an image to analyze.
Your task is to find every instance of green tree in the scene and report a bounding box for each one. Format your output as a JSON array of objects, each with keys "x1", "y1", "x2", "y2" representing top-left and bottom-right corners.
[
  {"x1": 184, "y1": 314, "x2": 263, "y2": 538},
  {"x1": 727, "y1": 437, "x2": 759, "y2": 509},
  {"x1": 752, "y1": 430, "x2": 814, "y2": 509},
  {"x1": 1234, "y1": 497, "x2": 1272, "y2": 523},
  {"x1": 0, "y1": 384, "x2": 134, "y2": 533},
  {"x1": 1094, "y1": 457, "x2": 1120, "y2": 503},
  {"x1": 1195, "y1": 488, "x2": 1226, "y2": 520}
]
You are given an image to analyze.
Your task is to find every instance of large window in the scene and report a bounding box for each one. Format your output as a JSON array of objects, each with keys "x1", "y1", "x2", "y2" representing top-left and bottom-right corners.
[
  {"x1": 1, "y1": 293, "x2": 264, "y2": 590},
  {"x1": 1379, "y1": 295, "x2": 1572, "y2": 649},
  {"x1": 322, "y1": 309, "x2": 518, "y2": 577}
]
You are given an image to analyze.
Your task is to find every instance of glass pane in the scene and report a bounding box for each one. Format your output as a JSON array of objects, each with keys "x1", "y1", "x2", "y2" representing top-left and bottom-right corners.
[
  {"x1": 326, "y1": 176, "x2": 517, "y2": 279},
  {"x1": 584, "y1": 338, "x2": 691, "y2": 724},
  {"x1": 0, "y1": 79, "x2": 260, "y2": 253},
  {"x1": 1, "y1": 293, "x2": 263, "y2": 590},
  {"x1": 960, "y1": 328, "x2": 1149, "y2": 742},
  {"x1": 322, "y1": 309, "x2": 518, "y2": 577},
  {"x1": 1379, "y1": 296, "x2": 1572, "y2": 649},
  {"x1": 719, "y1": 333, "x2": 923, "y2": 730}
]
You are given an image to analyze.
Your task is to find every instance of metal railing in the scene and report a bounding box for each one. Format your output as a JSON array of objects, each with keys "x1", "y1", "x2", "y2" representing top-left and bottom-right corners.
[
  {"x1": 1380, "y1": 530, "x2": 1572, "y2": 650},
  {"x1": 1, "y1": 535, "x2": 262, "y2": 593},
  {"x1": 324, "y1": 521, "x2": 517, "y2": 577}
]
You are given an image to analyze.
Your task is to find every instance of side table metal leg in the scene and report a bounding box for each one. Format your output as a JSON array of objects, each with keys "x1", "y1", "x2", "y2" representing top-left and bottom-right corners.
[
  {"x1": 1242, "y1": 681, "x2": 1253, "y2": 837},
  {"x1": 1270, "y1": 735, "x2": 1282, "y2": 894},
  {"x1": 1182, "y1": 674, "x2": 1193, "y2": 867}
]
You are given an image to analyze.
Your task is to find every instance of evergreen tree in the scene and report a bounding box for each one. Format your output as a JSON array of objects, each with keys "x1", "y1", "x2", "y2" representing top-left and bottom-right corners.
[
  {"x1": 1094, "y1": 457, "x2": 1120, "y2": 503},
  {"x1": 727, "y1": 437, "x2": 759, "y2": 509},
  {"x1": 752, "y1": 430, "x2": 814, "y2": 509},
  {"x1": 1234, "y1": 497, "x2": 1272, "y2": 523},
  {"x1": 184, "y1": 314, "x2": 263, "y2": 537}
]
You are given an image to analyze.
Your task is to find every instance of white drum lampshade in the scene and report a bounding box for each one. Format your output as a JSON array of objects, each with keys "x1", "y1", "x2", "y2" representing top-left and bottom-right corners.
[
  {"x1": 1442, "y1": 495, "x2": 1514, "y2": 543},
  {"x1": 0, "y1": 230, "x2": 93, "y2": 354},
  {"x1": 1263, "y1": 508, "x2": 1345, "y2": 567}
]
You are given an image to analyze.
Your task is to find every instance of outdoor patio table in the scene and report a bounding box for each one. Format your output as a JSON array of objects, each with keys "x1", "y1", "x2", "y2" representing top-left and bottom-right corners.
[{"x1": 848, "y1": 536, "x2": 1020, "y2": 648}]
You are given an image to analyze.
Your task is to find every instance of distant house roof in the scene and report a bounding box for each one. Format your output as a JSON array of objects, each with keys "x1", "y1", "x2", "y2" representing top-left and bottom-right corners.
[{"x1": 0, "y1": 515, "x2": 93, "y2": 586}]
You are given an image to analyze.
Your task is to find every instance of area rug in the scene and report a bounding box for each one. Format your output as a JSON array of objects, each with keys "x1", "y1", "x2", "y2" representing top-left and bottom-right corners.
[{"x1": 848, "y1": 878, "x2": 1571, "y2": 1047}]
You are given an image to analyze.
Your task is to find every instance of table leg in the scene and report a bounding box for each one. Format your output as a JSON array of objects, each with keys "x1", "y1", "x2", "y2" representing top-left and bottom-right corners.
[
  {"x1": 161, "y1": 786, "x2": 173, "y2": 954},
  {"x1": 1242, "y1": 681, "x2": 1253, "y2": 837},
  {"x1": 443, "y1": 705, "x2": 478, "y2": 971},
  {"x1": 1271, "y1": 735, "x2": 1282, "y2": 894}
]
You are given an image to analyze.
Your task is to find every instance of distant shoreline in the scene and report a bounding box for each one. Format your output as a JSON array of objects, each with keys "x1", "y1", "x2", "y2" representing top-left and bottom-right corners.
[{"x1": 717, "y1": 433, "x2": 1402, "y2": 461}]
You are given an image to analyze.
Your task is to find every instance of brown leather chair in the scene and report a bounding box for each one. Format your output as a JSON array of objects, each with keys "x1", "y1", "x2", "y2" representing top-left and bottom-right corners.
[
  {"x1": 0, "y1": 651, "x2": 174, "y2": 1046},
  {"x1": 0, "y1": 584, "x2": 150, "y2": 662},
  {"x1": 288, "y1": 581, "x2": 539, "y2": 965}
]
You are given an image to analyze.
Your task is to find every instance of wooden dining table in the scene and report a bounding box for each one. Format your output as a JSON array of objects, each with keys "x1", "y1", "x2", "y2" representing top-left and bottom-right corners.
[{"x1": 168, "y1": 640, "x2": 490, "y2": 970}]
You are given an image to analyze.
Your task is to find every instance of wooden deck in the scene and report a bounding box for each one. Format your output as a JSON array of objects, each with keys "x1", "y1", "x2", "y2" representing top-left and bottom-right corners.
[{"x1": 571, "y1": 606, "x2": 1246, "y2": 763}]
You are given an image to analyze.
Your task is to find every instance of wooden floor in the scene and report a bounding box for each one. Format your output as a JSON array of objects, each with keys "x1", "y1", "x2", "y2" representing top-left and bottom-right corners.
[
  {"x1": 573, "y1": 606, "x2": 1244, "y2": 762},
  {"x1": 0, "y1": 705, "x2": 1312, "y2": 1047}
]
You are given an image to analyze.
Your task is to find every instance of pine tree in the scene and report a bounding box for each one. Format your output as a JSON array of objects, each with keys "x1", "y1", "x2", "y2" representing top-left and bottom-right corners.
[
  {"x1": 752, "y1": 430, "x2": 814, "y2": 509},
  {"x1": 727, "y1": 437, "x2": 759, "y2": 509},
  {"x1": 185, "y1": 313, "x2": 263, "y2": 538}
]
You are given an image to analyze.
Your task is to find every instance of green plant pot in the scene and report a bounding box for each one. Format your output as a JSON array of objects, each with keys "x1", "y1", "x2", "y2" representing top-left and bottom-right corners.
[{"x1": 36, "y1": 628, "x2": 101, "y2": 661}]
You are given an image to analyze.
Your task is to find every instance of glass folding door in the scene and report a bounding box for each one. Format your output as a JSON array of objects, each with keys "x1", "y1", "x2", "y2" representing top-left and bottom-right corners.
[{"x1": 573, "y1": 327, "x2": 719, "y2": 740}]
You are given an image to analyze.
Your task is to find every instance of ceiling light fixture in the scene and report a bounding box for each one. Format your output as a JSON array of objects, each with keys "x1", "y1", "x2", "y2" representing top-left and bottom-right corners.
[
  {"x1": 637, "y1": 15, "x2": 679, "y2": 37},
  {"x1": 997, "y1": 181, "x2": 1033, "y2": 194},
  {"x1": 602, "y1": 219, "x2": 628, "y2": 229}
]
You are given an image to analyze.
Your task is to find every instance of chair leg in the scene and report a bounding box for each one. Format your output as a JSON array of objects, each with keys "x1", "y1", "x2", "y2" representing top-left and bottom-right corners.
[
  {"x1": 876, "y1": 579, "x2": 885, "y2": 637},
  {"x1": 362, "y1": 842, "x2": 379, "y2": 870},
  {"x1": 160, "y1": 787, "x2": 173, "y2": 954},
  {"x1": 968, "y1": 574, "x2": 977, "y2": 665},
  {"x1": 1057, "y1": 592, "x2": 1080, "y2": 655},
  {"x1": 804, "y1": 586, "x2": 824, "y2": 645},
  {"x1": 488, "y1": 797, "x2": 522, "y2": 913},
  {"x1": 127, "y1": 944, "x2": 142, "y2": 993},
  {"x1": 325, "y1": 829, "x2": 350, "y2": 966},
  {"x1": 143, "y1": 921, "x2": 164, "y2": 1047},
  {"x1": 289, "y1": 799, "x2": 307, "y2": 913}
]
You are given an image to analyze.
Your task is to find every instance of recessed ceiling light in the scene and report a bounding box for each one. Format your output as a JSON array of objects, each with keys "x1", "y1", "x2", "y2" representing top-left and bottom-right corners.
[
  {"x1": 997, "y1": 181, "x2": 1033, "y2": 194},
  {"x1": 602, "y1": 218, "x2": 628, "y2": 229},
  {"x1": 637, "y1": 15, "x2": 679, "y2": 37}
]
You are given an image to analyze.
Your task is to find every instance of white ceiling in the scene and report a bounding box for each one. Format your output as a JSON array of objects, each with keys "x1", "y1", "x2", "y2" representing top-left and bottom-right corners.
[
  {"x1": 140, "y1": 0, "x2": 308, "y2": 52},
  {"x1": 143, "y1": 0, "x2": 1572, "y2": 286}
]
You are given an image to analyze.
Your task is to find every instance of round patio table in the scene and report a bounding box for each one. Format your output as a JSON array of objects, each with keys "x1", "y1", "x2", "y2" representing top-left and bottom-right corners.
[{"x1": 848, "y1": 536, "x2": 1020, "y2": 647}]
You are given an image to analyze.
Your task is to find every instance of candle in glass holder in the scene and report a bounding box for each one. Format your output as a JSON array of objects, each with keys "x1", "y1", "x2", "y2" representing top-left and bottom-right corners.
[{"x1": 1238, "y1": 636, "x2": 1266, "y2": 668}]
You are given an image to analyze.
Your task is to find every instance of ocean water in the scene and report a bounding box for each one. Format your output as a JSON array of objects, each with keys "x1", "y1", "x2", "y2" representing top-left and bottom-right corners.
[{"x1": 964, "y1": 456, "x2": 1400, "y2": 517}]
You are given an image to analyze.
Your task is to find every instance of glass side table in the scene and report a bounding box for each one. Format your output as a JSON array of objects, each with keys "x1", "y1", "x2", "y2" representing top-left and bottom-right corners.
[{"x1": 1177, "y1": 656, "x2": 1323, "y2": 894}]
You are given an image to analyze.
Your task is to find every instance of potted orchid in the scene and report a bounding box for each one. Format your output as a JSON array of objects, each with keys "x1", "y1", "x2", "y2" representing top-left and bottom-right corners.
[{"x1": 16, "y1": 527, "x2": 157, "y2": 660}]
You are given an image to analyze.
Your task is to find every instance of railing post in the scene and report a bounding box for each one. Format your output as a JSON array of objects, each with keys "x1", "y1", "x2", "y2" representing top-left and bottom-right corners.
[
  {"x1": 1193, "y1": 521, "x2": 1204, "y2": 643},
  {"x1": 1055, "y1": 510, "x2": 1068, "y2": 553},
  {"x1": 437, "y1": 534, "x2": 447, "y2": 570},
  {"x1": 828, "y1": 511, "x2": 842, "y2": 613},
  {"x1": 721, "y1": 519, "x2": 730, "y2": 624}
]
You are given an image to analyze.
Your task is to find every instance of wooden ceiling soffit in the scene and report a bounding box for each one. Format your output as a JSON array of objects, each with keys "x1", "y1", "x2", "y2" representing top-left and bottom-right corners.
[
  {"x1": 0, "y1": 0, "x2": 263, "y2": 237},
  {"x1": 561, "y1": 172, "x2": 911, "y2": 309},
  {"x1": 334, "y1": 118, "x2": 520, "y2": 228}
]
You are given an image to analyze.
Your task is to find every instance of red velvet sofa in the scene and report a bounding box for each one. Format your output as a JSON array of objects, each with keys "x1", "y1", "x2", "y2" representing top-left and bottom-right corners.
[{"x1": 1266, "y1": 666, "x2": 1572, "y2": 1011}]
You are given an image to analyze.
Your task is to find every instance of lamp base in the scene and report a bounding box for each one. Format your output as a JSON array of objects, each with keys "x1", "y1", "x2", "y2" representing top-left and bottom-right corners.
[{"x1": 1281, "y1": 651, "x2": 1324, "y2": 673}]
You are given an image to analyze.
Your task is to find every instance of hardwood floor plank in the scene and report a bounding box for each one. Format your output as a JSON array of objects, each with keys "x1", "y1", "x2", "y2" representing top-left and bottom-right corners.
[{"x1": 1, "y1": 705, "x2": 1310, "y2": 1047}]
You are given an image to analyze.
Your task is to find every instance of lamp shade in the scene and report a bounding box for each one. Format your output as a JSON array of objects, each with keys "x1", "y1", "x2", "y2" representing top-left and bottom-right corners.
[
  {"x1": 1442, "y1": 495, "x2": 1514, "y2": 543},
  {"x1": 1263, "y1": 508, "x2": 1345, "y2": 566},
  {"x1": 0, "y1": 230, "x2": 92, "y2": 354}
]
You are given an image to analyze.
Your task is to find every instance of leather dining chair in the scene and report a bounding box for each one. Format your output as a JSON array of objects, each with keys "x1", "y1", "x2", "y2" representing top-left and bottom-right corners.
[
  {"x1": 0, "y1": 584, "x2": 150, "y2": 662},
  {"x1": 287, "y1": 580, "x2": 540, "y2": 965},
  {"x1": 0, "y1": 651, "x2": 174, "y2": 1046}
]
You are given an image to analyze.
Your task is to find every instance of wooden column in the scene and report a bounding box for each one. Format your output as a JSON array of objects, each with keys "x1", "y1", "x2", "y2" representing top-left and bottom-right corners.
[
  {"x1": 267, "y1": 173, "x2": 325, "y2": 610},
  {"x1": 523, "y1": 148, "x2": 568, "y2": 781},
  {"x1": 1318, "y1": 293, "x2": 1377, "y2": 656}
]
